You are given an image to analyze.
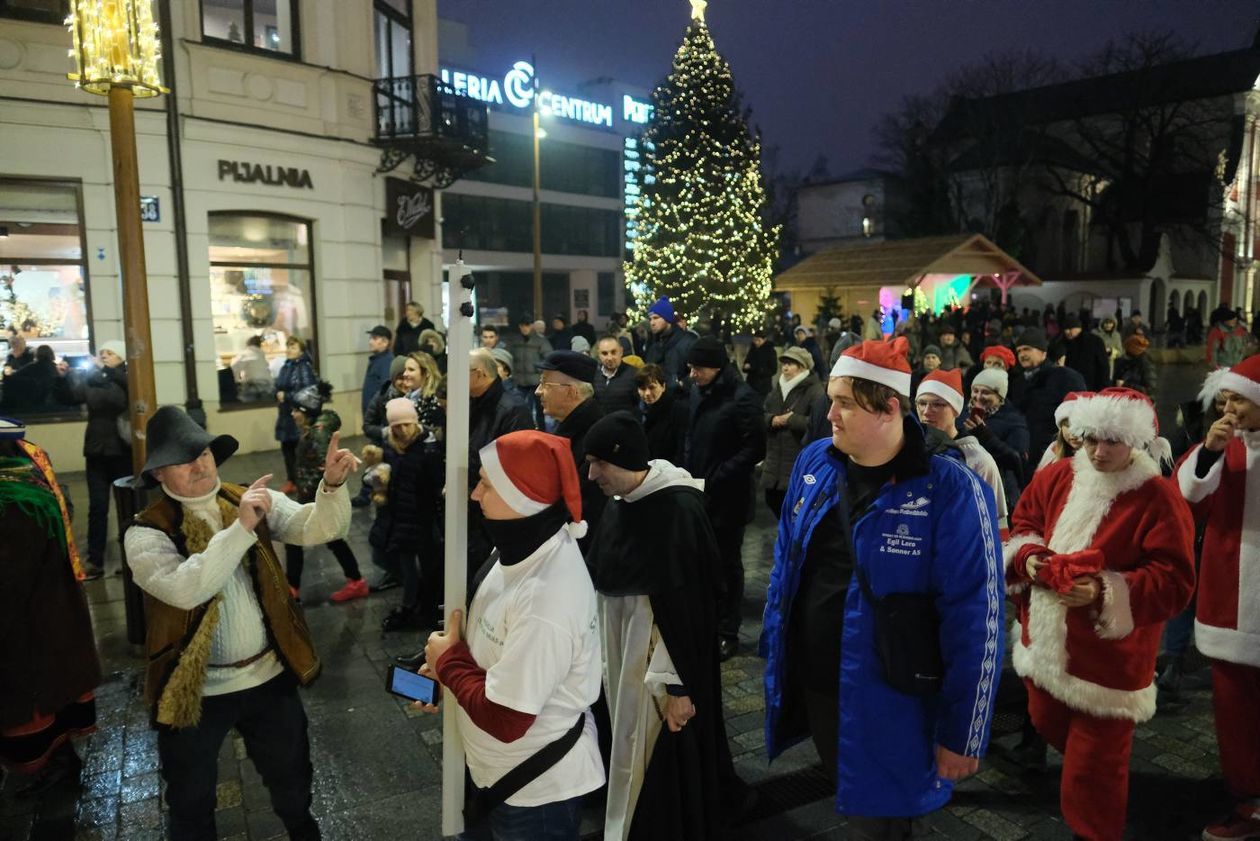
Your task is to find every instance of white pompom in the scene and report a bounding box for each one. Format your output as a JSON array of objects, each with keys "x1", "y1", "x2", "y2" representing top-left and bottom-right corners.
[{"x1": 565, "y1": 520, "x2": 588, "y2": 540}]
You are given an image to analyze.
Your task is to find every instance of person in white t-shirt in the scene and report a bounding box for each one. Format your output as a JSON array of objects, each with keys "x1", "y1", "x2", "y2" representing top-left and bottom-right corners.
[{"x1": 417, "y1": 430, "x2": 604, "y2": 840}]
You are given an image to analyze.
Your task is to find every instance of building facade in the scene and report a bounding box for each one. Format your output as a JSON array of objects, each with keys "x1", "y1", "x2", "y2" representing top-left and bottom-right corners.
[{"x1": 0, "y1": 0, "x2": 486, "y2": 469}]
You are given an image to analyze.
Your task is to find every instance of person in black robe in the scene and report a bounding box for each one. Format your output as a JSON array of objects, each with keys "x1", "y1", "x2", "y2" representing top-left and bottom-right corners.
[{"x1": 582, "y1": 412, "x2": 739, "y2": 841}]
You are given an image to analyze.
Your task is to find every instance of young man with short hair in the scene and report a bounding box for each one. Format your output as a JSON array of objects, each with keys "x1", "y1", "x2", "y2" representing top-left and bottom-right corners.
[{"x1": 762, "y1": 339, "x2": 1003, "y2": 839}]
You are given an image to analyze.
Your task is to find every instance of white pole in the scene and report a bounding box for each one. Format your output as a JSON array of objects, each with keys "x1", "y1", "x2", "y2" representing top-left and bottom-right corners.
[{"x1": 441, "y1": 258, "x2": 472, "y2": 837}]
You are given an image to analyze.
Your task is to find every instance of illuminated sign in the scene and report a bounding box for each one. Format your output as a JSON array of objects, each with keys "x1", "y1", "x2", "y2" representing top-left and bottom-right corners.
[
  {"x1": 623, "y1": 95, "x2": 652, "y2": 125},
  {"x1": 440, "y1": 60, "x2": 614, "y2": 128}
]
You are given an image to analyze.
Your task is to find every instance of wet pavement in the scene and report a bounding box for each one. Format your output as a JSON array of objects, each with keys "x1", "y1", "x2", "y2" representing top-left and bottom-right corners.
[{"x1": 0, "y1": 359, "x2": 1233, "y2": 840}]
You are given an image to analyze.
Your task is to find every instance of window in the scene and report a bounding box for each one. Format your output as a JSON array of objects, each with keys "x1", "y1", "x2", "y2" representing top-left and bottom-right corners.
[
  {"x1": 374, "y1": 0, "x2": 412, "y2": 80},
  {"x1": 208, "y1": 213, "x2": 315, "y2": 405},
  {"x1": 464, "y1": 130, "x2": 622, "y2": 198},
  {"x1": 0, "y1": 0, "x2": 67, "y2": 24},
  {"x1": 597, "y1": 272, "x2": 618, "y2": 317},
  {"x1": 441, "y1": 194, "x2": 622, "y2": 258},
  {"x1": 0, "y1": 178, "x2": 92, "y2": 420},
  {"x1": 201, "y1": 0, "x2": 299, "y2": 58}
]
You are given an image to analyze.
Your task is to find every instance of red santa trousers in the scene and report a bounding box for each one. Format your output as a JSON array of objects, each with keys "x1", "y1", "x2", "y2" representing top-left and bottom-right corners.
[
  {"x1": 1212, "y1": 659, "x2": 1260, "y2": 799},
  {"x1": 1025, "y1": 680, "x2": 1135, "y2": 841}
]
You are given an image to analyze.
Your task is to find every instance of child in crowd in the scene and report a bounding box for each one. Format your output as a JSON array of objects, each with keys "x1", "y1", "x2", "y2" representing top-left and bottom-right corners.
[{"x1": 284, "y1": 382, "x2": 368, "y2": 603}]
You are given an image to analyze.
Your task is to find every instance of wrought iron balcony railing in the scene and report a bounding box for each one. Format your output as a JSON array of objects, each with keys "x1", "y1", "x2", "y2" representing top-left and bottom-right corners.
[{"x1": 373, "y1": 74, "x2": 492, "y2": 188}]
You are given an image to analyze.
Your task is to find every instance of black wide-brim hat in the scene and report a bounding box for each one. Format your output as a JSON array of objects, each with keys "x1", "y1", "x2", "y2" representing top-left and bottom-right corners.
[{"x1": 140, "y1": 405, "x2": 238, "y2": 488}]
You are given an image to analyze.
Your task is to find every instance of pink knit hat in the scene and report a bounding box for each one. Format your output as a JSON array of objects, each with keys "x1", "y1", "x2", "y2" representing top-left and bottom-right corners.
[{"x1": 386, "y1": 397, "x2": 418, "y2": 427}]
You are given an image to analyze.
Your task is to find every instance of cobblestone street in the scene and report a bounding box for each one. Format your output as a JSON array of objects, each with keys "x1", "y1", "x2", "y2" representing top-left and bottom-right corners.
[{"x1": 0, "y1": 360, "x2": 1235, "y2": 841}]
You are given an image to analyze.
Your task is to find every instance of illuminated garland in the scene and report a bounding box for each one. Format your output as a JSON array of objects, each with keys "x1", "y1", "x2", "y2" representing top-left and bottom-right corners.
[{"x1": 626, "y1": 17, "x2": 779, "y2": 332}]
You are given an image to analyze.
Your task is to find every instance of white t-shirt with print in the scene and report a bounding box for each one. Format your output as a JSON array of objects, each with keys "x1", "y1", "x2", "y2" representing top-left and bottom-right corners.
[{"x1": 458, "y1": 527, "x2": 605, "y2": 807}]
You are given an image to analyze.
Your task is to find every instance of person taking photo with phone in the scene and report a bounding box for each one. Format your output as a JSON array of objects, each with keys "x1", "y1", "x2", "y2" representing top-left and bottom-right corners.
[
  {"x1": 124, "y1": 405, "x2": 359, "y2": 841},
  {"x1": 414, "y1": 430, "x2": 603, "y2": 841}
]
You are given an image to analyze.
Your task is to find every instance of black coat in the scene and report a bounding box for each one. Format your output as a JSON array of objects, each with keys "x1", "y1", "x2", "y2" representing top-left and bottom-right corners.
[
  {"x1": 1063, "y1": 331, "x2": 1111, "y2": 391},
  {"x1": 642, "y1": 388, "x2": 687, "y2": 463},
  {"x1": 961, "y1": 401, "x2": 1029, "y2": 509},
  {"x1": 363, "y1": 382, "x2": 405, "y2": 445},
  {"x1": 741, "y1": 342, "x2": 777, "y2": 396},
  {"x1": 1008, "y1": 362, "x2": 1086, "y2": 467},
  {"x1": 372, "y1": 442, "x2": 432, "y2": 554},
  {"x1": 644, "y1": 326, "x2": 695, "y2": 387},
  {"x1": 594, "y1": 364, "x2": 639, "y2": 416},
  {"x1": 683, "y1": 365, "x2": 767, "y2": 525},
  {"x1": 1, "y1": 359, "x2": 57, "y2": 413},
  {"x1": 394, "y1": 317, "x2": 434, "y2": 356},
  {"x1": 55, "y1": 364, "x2": 130, "y2": 458},
  {"x1": 555, "y1": 398, "x2": 605, "y2": 542}
]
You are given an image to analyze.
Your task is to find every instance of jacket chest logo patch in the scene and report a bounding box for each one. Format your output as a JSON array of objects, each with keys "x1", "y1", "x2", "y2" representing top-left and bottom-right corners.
[{"x1": 803, "y1": 474, "x2": 816, "y2": 485}]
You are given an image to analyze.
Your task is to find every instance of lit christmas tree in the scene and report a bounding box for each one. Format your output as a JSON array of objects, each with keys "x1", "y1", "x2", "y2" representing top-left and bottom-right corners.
[{"x1": 627, "y1": 0, "x2": 779, "y2": 332}]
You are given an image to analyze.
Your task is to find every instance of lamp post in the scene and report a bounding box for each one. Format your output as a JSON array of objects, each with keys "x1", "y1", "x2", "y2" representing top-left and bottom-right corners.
[{"x1": 66, "y1": 0, "x2": 165, "y2": 475}]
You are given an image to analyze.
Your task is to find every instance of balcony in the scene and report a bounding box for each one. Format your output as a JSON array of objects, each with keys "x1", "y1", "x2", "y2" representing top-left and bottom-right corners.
[{"x1": 374, "y1": 74, "x2": 492, "y2": 189}]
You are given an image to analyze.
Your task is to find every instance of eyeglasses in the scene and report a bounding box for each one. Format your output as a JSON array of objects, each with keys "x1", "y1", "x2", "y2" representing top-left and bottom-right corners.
[
  {"x1": 915, "y1": 399, "x2": 952, "y2": 412},
  {"x1": 537, "y1": 381, "x2": 574, "y2": 390}
]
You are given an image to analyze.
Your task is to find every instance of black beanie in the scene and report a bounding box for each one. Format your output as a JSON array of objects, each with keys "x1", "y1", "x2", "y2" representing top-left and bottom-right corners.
[
  {"x1": 583, "y1": 411, "x2": 650, "y2": 472},
  {"x1": 1015, "y1": 327, "x2": 1048, "y2": 352},
  {"x1": 687, "y1": 336, "x2": 728, "y2": 369}
]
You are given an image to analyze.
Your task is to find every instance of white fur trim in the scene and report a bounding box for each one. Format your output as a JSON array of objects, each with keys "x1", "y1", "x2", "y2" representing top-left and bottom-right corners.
[
  {"x1": 1194, "y1": 619, "x2": 1260, "y2": 670},
  {"x1": 917, "y1": 379, "x2": 964, "y2": 414},
  {"x1": 1069, "y1": 393, "x2": 1157, "y2": 448},
  {"x1": 479, "y1": 443, "x2": 549, "y2": 516},
  {"x1": 1095, "y1": 570, "x2": 1135, "y2": 640},
  {"x1": 830, "y1": 355, "x2": 911, "y2": 396},
  {"x1": 564, "y1": 520, "x2": 589, "y2": 540},
  {"x1": 1146, "y1": 436, "x2": 1173, "y2": 473},
  {"x1": 1218, "y1": 370, "x2": 1260, "y2": 407},
  {"x1": 1198, "y1": 367, "x2": 1233, "y2": 411},
  {"x1": 1011, "y1": 450, "x2": 1162, "y2": 721},
  {"x1": 1176, "y1": 443, "x2": 1224, "y2": 503},
  {"x1": 1054, "y1": 401, "x2": 1076, "y2": 426},
  {"x1": 1003, "y1": 533, "x2": 1044, "y2": 595}
]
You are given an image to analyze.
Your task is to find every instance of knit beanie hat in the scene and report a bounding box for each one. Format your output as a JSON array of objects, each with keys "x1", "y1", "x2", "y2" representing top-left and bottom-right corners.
[
  {"x1": 570, "y1": 335, "x2": 591, "y2": 354},
  {"x1": 388, "y1": 355, "x2": 408, "y2": 381},
  {"x1": 687, "y1": 336, "x2": 728, "y2": 369},
  {"x1": 1123, "y1": 334, "x2": 1149, "y2": 355},
  {"x1": 386, "y1": 397, "x2": 418, "y2": 427},
  {"x1": 479, "y1": 430, "x2": 586, "y2": 537},
  {"x1": 1069, "y1": 387, "x2": 1158, "y2": 448},
  {"x1": 972, "y1": 367, "x2": 1009, "y2": 401},
  {"x1": 583, "y1": 411, "x2": 650, "y2": 472},
  {"x1": 1217, "y1": 354, "x2": 1260, "y2": 406},
  {"x1": 980, "y1": 345, "x2": 1016, "y2": 370},
  {"x1": 648, "y1": 297, "x2": 676, "y2": 323},
  {"x1": 1054, "y1": 390, "x2": 1093, "y2": 426},
  {"x1": 830, "y1": 337, "x2": 912, "y2": 396},
  {"x1": 489, "y1": 347, "x2": 514, "y2": 375},
  {"x1": 99, "y1": 339, "x2": 127, "y2": 361},
  {"x1": 921, "y1": 344, "x2": 942, "y2": 359},
  {"x1": 1016, "y1": 327, "x2": 1048, "y2": 351},
  {"x1": 917, "y1": 368, "x2": 964, "y2": 414}
]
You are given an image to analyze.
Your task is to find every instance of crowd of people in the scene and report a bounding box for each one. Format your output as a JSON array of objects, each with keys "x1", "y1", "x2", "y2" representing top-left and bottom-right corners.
[{"x1": 3, "y1": 293, "x2": 1260, "y2": 841}]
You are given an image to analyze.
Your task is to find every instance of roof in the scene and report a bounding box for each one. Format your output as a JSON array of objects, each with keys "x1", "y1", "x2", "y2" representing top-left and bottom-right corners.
[
  {"x1": 935, "y1": 46, "x2": 1260, "y2": 142},
  {"x1": 774, "y1": 234, "x2": 1042, "y2": 291}
]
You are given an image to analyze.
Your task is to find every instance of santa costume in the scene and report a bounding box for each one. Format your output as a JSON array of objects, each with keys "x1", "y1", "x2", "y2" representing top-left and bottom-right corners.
[
  {"x1": 1176, "y1": 355, "x2": 1260, "y2": 839},
  {"x1": 1006, "y1": 388, "x2": 1196, "y2": 841}
]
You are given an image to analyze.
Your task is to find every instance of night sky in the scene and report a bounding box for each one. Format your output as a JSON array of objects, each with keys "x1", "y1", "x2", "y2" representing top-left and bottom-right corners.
[{"x1": 438, "y1": 0, "x2": 1260, "y2": 176}]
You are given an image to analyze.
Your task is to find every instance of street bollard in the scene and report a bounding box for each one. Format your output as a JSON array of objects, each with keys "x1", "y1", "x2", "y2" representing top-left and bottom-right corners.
[{"x1": 112, "y1": 476, "x2": 149, "y2": 646}]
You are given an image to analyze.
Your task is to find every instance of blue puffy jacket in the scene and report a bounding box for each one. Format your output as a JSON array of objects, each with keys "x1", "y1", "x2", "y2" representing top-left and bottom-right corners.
[{"x1": 760, "y1": 427, "x2": 1004, "y2": 818}]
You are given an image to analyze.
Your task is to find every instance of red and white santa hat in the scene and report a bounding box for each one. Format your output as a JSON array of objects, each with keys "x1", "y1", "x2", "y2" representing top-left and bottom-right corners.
[
  {"x1": 830, "y1": 337, "x2": 912, "y2": 396},
  {"x1": 1217, "y1": 355, "x2": 1260, "y2": 407},
  {"x1": 916, "y1": 368, "x2": 965, "y2": 414},
  {"x1": 1054, "y1": 390, "x2": 1094, "y2": 426},
  {"x1": 1068, "y1": 387, "x2": 1158, "y2": 448},
  {"x1": 478, "y1": 430, "x2": 587, "y2": 538}
]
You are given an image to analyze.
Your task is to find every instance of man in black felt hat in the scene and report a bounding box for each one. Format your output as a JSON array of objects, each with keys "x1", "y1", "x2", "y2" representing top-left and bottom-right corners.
[
  {"x1": 124, "y1": 405, "x2": 360, "y2": 841},
  {"x1": 536, "y1": 350, "x2": 605, "y2": 546},
  {"x1": 682, "y1": 337, "x2": 766, "y2": 661},
  {"x1": 583, "y1": 411, "x2": 742, "y2": 840}
]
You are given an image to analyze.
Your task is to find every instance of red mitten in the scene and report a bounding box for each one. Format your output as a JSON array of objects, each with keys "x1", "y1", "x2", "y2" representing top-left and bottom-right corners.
[{"x1": 1036, "y1": 549, "x2": 1105, "y2": 593}]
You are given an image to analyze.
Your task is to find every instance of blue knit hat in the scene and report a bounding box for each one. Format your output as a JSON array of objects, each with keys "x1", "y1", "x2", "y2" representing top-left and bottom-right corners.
[{"x1": 648, "y1": 297, "x2": 676, "y2": 323}]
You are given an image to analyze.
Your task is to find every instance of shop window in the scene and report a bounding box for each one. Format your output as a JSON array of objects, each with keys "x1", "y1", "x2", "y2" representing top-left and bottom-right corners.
[
  {"x1": 0, "y1": 0, "x2": 68, "y2": 24},
  {"x1": 0, "y1": 178, "x2": 92, "y2": 420},
  {"x1": 208, "y1": 213, "x2": 315, "y2": 405},
  {"x1": 201, "y1": 0, "x2": 299, "y2": 58},
  {"x1": 374, "y1": 0, "x2": 412, "y2": 81}
]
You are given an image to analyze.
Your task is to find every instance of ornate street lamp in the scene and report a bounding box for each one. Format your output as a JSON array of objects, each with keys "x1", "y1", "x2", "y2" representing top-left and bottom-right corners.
[{"x1": 66, "y1": 0, "x2": 166, "y2": 473}]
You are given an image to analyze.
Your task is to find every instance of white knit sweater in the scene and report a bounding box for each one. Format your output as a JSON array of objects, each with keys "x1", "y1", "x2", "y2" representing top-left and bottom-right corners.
[{"x1": 125, "y1": 478, "x2": 350, "y2": 696}]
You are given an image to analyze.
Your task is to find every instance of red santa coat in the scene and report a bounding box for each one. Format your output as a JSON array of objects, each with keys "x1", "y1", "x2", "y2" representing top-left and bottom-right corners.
[
  {"x1": 1176, "y1": 431, "x2": 1260, "y2": 668},
  {"x1": 1005, "y1": 450, "x2": 1195, "y2": 722}
]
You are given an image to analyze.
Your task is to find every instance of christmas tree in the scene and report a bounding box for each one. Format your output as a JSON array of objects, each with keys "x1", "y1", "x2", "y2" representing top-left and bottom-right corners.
[{"x1": 627, "y1": 0, "x2": 779, "y2": 332}]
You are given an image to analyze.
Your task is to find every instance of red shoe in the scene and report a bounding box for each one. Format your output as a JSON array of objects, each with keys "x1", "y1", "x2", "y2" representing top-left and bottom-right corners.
[
  {"x1": 280, "y1": 480, "x2": 297, "y2": 494},
  {"x1": 289, "y1": 586, "x2": 301, "y2": 603},
  {"x1": 1203, "y1": 804, "x2": 1260, "y2": 841},
  {"x1": 330, "y1": 578, "x2": 369, "y2": 603}
]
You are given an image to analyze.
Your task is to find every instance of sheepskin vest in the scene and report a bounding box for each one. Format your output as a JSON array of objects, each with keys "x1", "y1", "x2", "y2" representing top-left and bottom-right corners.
[{"x1": 135, "y1": 483, "x2": 320, "y2": 728}]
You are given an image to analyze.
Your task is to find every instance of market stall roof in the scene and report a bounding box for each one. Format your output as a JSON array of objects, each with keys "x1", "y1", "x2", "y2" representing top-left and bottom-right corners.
[{"x1": 774, "y1": 233, "x2": 1043, "y2": 291}]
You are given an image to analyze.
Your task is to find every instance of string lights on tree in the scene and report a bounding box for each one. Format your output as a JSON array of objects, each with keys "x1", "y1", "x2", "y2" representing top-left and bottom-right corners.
[{"x1": 627, "y1": 0, "x2": 779, "y2": 332}]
